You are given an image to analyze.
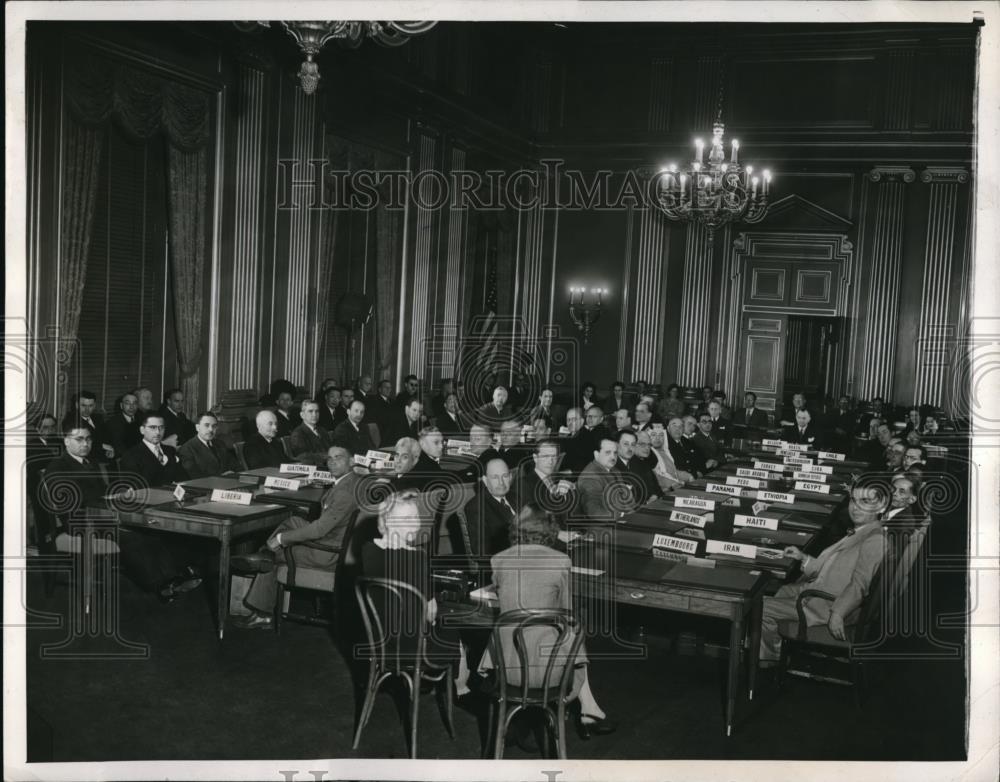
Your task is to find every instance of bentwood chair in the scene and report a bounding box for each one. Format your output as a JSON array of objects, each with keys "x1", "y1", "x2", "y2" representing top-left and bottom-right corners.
[
  {"x1": 352, "y1": 577, "x2": 456, "y2": 758},
  {"x1": 233, "y1": 441, "x2": 249, "y2": 471},
  {"x1": 487, "y1": 608, "x2": 585, "y2": 759}
]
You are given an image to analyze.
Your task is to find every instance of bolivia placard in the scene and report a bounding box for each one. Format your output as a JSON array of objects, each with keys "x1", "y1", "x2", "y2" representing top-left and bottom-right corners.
[
  {"x1": 675, "y1": 496, "x2": 715, "y2": 511},
  {"x1": 794, "y1": 481, "x2": 831, "y2": 494},
  {"x1": 706, "y1": 539, "x2": 758, "y2": 559},
  {"x1": 734, "y1": 514, "x2": 780, "y2": 530},
  {"x1": 210, "y1": 489, "x2": 253, "y2": 505}
]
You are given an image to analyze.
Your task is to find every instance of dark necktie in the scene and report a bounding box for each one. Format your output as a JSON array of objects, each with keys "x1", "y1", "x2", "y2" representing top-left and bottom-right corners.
[{"x1": 499, "y1": 497, "x2": 514, "y2": 519}]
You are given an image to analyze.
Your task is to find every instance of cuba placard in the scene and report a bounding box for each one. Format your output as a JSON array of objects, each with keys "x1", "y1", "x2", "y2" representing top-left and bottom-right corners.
[
  {"x1": 734, "y1": 514, "x2": 780, "y2": 531},
  {"x1": 803, "y1": 464, "x2": 834, "y2": 475},
  {"x1": 669, "y1": 510, "x2": 707, "y2": 528},
  {"x1": 210, "y1": 489, "x2": 253, "y2": 505},
  {"x1": 706, "y1": 539, "x2": 758, "y2": 559},
  {"x1": 264, "y1": 476, "x2": 302, "y2": 491},
  {"x1": 651, "y1": 533, "x2": 700, "y2": 556},
  {"x1": 794, "y1": 481, "x2": 831, "y2": 494},
  {"x1": 674, "y1": 495, "x2": 715, "y2": 511}
]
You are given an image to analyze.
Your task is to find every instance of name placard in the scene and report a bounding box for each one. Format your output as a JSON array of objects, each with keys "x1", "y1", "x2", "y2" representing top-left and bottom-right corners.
[
  {"x1": 173, "y1": 485, "x2": 186, "y2": 502},
  {"x1": 353, "y1": 454, "x2": 372, "y2": 467},
  {"x1": 793, "y1": 470, "x2": 828, "y2": 483},
  {"x1": 762, "y1": 438, "x2": 783, "y2": 447},
  {"x1": 706, "y1": 539, "x2": 758, "y2": 559},
  {"x1": 818, "y1": 451, "x2": 846, "y2": 461},
  {"x1": 455, "y1": 446, "x2": 475, "y2": 457},
  {"x1": 727, "y1": 475, "x2": 762, "y2": 489},
  {"x1": 366, "y1": 450, "x2": 394, "y2": 462},
  {"x1": 281, "y1": 463, "x2": 316, "y2": 475},
  {"x1": 675, "y1": 496, "x2": 715, "y2": 511},
  {"x1": 752, "y1": 501, "x2": 769, "y2": 514},
  {"x1": 670, "y1": 510, "x2": 707, "y2": 528},
  {"x1": 754, "y1": 461, "x2": 786, "y2": 473},
  {"x1": 781, "y1": 442, "x2": 810, "y2": 453},
  {"x1": 652, "y1": 547, "x2": 686, "y2": 562},
  {"x1": 803, "y1": 464, "x2": 834, "y2": 475},
  {"x1": 676, "y1": 526, "x2": 706, "y2": 540},
  {"x1": 757, "y1": 490, "x2": 795, "y2": 504},
  {"x1": 734, "y1": 514, "x2": 780, "y2": 531},
  {"x1": 795, "y1": 481, "x2": 831, "y2": 494},
  {"x1": 210, "y1": 489, "x2": 253, "y2": 505},
  {"x1": 706, "y1": 482, "x2": 743, "y2": 497},
  {"x1": 312, "y1": 470, "x2": 335, "y2": 481},
  {"x1": 370, "y1": 458, "x2": 395, "y2": 470},
  {"x1": 264, "y1": 476, "x2": 302, "y2": 491},
  {"x1": 446, "y1": 438, "x2": 471, "y2": 449},
  {"x1": 783, "y1": 456, "x2": 814, "y2": 467},
  {"x1": 651, "y1": 533, "x2": 700, "y2": 555},
  {"x1": 737, "y1": 468, "x2": 771, "y2": 480}
]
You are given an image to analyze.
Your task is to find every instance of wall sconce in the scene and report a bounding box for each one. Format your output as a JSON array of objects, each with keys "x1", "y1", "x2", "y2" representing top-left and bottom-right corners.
[{"x1": 568, "y1": 286, "x2": 608, "y2": 344}]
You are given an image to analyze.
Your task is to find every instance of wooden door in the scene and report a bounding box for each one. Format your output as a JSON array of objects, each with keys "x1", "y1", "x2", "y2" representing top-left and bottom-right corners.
[{"x1": 737, "y1": 313, "x2": 788, "y2": 419}]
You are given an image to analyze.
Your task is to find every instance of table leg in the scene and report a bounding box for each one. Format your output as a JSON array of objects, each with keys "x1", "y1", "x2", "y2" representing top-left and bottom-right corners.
[
  {"x1": 726, "y1": 614, "x2": 743, "y2": 737},
  {"x1": 748, "y1": 595, "x2": 763, "y2": 701},
  {"x1": 217, "y1": 527, "x2": 232, "y2": 640}
]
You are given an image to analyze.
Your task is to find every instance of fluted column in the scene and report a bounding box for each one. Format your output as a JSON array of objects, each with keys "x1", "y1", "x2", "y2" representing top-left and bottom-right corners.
[
  {"x1": 675, "y1": 224, "x2": 714, "y2": 386},
  {"x1": 629, "y1": 209, "x2": 670, "y2": 382}
]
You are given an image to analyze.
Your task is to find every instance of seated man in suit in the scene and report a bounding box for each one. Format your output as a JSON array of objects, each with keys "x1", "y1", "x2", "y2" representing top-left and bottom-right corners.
[
  {"x1": 274, "y1": 390, "x2": 300, "y2": 438},
  {"x1": 496, "y1": 420, "x2": 529, "y2": 473},
  {"x1": 824, "y1": 395, "x2": 856, "y2": 454},
  {"x1": 106, "y1": 392, "x2": 142, "y2": 456},
  {"x1": 886, "y1": 473, "x2": 925, "y2": 524},
  {"x1": 778, "y1": 392, "x2": 809, "y2": 429},
  {"x1": 159, "y1": 388, "x2": 197, "y2": 448},
  {"x1": 694, "y1": 386, "x2": 715, "y2": 418},
  {"x1": 711, "y1": 391, "x2": 733, "y2": 421},
  {"x1": 529, "y1": 387, "x2": 558, "y2": 431},
  {"x1": 513, "y1": 438, "x2": 575, "y2": 518},
  {"x1": 463, "y1": 457, "x2": 517, "y2": 565},
  {"x1": 886, "y1": 439, "x2": 907, "y2": 475},
  {"x1": 760, "y1": 476, "x2": 892, "y2": 662},
  {"x1": 903, "y1": 445, "x2": 928, "y2": 473},
  {"x1": 437, "y1": 392, "x2": 466, "y2": 434},
  {"x1": 44, "y1": 426, "x2": 201, "y2": 602},
  {"x1": 633, "y1": 401, "x2": 656, "y2": 433},
  {"x1": 332, "y1": 400, "x2": 372, "y2": 455},
  {"x1": 385, "y1": 398, "x2": 423, "y2": 446},
  {"x1": 288, "y1": 400, "x2": 334, "y2": 467},
  {"x1": 476, "y1": 385, "x2": 513, "y2": 428},
  {"x1": 667, "y1": 417, "x2": 706, "y2": 477},
  {"x1": 133, "y1": 386, "x2": 156, "y2": 415},
  {"x1": 337, "y1": 388, "x2": 356, "y2": 426},
  {"x1": 732, "y1": 391, "x2": 769, "y2": 436},
  {"x1": 783, "y1": 409, "x2": 822, "y2": 447},
  {"x1": 317, "y1": 386, "x2": 342, "y2": 432},
  {"x1": 577, "y1": 437, "x2": 638, "y2": 523},
  {"x1": 119, "y1": 412, "x2": 187, "y2": 485},
  {"x1": 613, "y1": 408, "x2": 634, "y2": 434},
  {"x1": 62, "y1": 390, "x2": 115, "y2": 461},
  {"x1": 395, "y1": 374, "x2": 420, "y2": 409},
  {"x1": 243, "y1": 410, "x2": 286, "y2": 469},
  {"x1": 615, "y1": 429, "x2": 658, "y2": 505},
  {"x1": 706, "y1": 400, "x2": 730, "y2": 443},
  {"x1": 385, "y1": 437, "x2": 425, "y2": 492},
  {"x1": 233, "y1": 445, "x2": 360, "y2": 630},
  {"x1": 431, "y1": 378, "x2": 455, "y2": 420},
  {"x1": 560, "y1": 407, "x2": 592, "y2": 475},
  {"x1": 691, "y1": 412, "x2": 726, "y2": 471},
  {"x1": 26, "y1": 414, "x2": 62, "y2": 545},
  {"x1": 177, "y1": 411, "x2": 239, "y2": 479},
  {"x1": 409, "y1": 426, "x2": 448, "y2": 490}
]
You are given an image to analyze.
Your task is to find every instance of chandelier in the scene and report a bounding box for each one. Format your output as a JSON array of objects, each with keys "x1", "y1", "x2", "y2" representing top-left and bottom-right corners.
[
  {"x1": 653, "y1": 62, "x2": 772, "y2": 238},
  {"x1": 235, "y1": 21, "x2": 438, "y2": 94}
]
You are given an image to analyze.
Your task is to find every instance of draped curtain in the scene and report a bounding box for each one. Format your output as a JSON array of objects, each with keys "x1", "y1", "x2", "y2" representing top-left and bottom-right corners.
[
  {"x1": 374, "y1": 172, "x2": 401, "y2": 383},
  {"x1": 60, "y1": 46, "x2": 213, "y2": 415}
]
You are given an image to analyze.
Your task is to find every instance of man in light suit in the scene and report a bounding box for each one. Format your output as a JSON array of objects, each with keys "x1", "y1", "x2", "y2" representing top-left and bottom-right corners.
[
  {"x1": 234, "y1": 445, "x2": 361, "y2": 629},
  {"x1": 759, "y1": 476, "x2": 891, "y2": 662},
  {"x1": 177, "y1": 412, "x2": 238, "y2": 478},
  {"x1": 576, "y1": 437, "x2": 637, "y2": 523}
]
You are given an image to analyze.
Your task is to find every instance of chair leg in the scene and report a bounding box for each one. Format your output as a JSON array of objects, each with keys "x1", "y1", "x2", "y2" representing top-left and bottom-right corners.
[
  {"x1": 435, "y1": 672, "x2": 455, "y2": 739},
  {"x1": 851, "y1": 659, "x2": 865, "y2": 708},
  {"x1": 409, "y1": 674, "x2": 420, "y2": 759},
  {"x1": 274, "y1": 584, "x2": 284, "y2": 635},
  {"x1": 777, "y1": 640, "x2": 791, "y2": 688},
  {"x1": 493, "y1": 699, "x2": 508, "y2": 759},
  {"x1": 556, "y1": 701, "x2": 568, "y2": 760},
  {"x1": 351, "y1": 662, "x2": 379, "y2": 750}
]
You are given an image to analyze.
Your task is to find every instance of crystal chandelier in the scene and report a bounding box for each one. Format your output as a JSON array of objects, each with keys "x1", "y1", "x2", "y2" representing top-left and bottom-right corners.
[
  {"x1": 235, "y1": 21, "x2": 438, "y2": 94},
  {"x1": 653, "y1": 62, "x2": 772, "y2": 238}
]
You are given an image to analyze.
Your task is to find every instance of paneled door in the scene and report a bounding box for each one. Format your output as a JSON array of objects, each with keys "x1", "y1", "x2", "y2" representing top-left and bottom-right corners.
[{"x1": 737, "y1": 313, "x2": 788, "y2": 417}]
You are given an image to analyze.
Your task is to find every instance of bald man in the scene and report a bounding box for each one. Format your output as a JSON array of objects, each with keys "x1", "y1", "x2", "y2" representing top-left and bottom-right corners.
[{"x1": 244, "y1": 410, "x2": 286, "y2": 469}]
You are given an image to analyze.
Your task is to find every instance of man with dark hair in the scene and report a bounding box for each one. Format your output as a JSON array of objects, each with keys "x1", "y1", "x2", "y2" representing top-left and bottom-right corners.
[
  {"x1": 107, "y1": 392, "x2": 142, "y2": 455},
  {"x1": 318, "y1": 386, "x2": 342, "y2": 432},
  {"x1": 692, "y1": 412, "x2": 725, "y2": 471},
  {"x1": 783, "y1": 409, "x2": 821, "y2": 446},
  {"x1": 288, "y1": 400, "x2": 334, "y2": 467},
  {"x1": 903, "y1": 444, "x2": 928, "y2": 471},
  {"x1": 385, "y1": 398, "x2": 424, "y2": 445},
  {"x1": 437, "y1": 392, "x2": 465, "y2": 434},
  {"x1": 514, "y1": 438, "x2": 574, "y2": 513},
  {"x1": 614, "y1": 429, "x2": 658, "y2": 504},
  {"x1": 885, "y1": 474, "x2": 925, "y2": 524},
  {"x1": 177, "y1": 411, "x2": 238, "y2": 478},
  {"x1": 760, "y1": 475, "x2": 892, "y2": 663},
  {"x1": 778, "y1": 392, "x2": 809, "y2": 428},
  {"x1": 577, "y1": 437, "x2": 637, "y2": 522},
  {"x1": 633, "y1": 401, "x2": 655, "y2": 432},
  {"x1": 243, "y1": 410, "x2": 286, "y2": 469},
  {"x1": 695, "y1": 385, "x2": 715, "y2": 418},
  {"x1": 560, "y1": 407, "x2": 592, "y2": 475},
  {"x1": 706, "y1": 400, "x2": 730, "y2": 442},
  {"x1": 464, "y1": 457, "x2": 517, "y2": 562},
  {"x1": 233, "y1": 445, "x2": 360, "y2": 630},
  {"x1": 273, "y1": 389, "x2": 300, "y2": 438},
  {"x1": 613, "y1": 408, "x2": 633, "y2": 433},
  {"x1": 395, "y1": 374, "x2": 420, "y2": 409},
  {"x1": 159, "y1": 388, "x2": 197, "y2": 447},
  {"x1": 332, "y1": 400, "x2": 372, "y2": 456},
  {"x1": 119, "y1": 412, "x2": 187, "y2": 485},
  {"x1": 732, "y1": 391, "x2": 768, "y2": 433},
  {"x1": 825, "y1": 395, "x2": 856, "y2": 454},
  {"x1": 431, "y1": 378, "x2": 455, "y2": 420},
  {"x1": 62, "y1": 390, "x2": 114, "y2": 459},
  {"x1": 666, "y1": 416, "x2": 704, "y2": 477}
]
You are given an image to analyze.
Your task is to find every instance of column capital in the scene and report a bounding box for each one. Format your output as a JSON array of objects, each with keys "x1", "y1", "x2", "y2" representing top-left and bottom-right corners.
[
  {"x1": 921, "y1": 167, "x2": 970, "y2": 184},
  {"x1": 867, "y1": 166, "x2": 917, "y2": 184}
]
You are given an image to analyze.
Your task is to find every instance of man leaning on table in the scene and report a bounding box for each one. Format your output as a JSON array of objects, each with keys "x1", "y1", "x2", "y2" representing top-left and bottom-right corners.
[
  {"x1": 232, "y1": 445, "x2": 360, "y2": 630},
  {"x1": 759, "y1": 474, "x2": 892, "y2": 664}
]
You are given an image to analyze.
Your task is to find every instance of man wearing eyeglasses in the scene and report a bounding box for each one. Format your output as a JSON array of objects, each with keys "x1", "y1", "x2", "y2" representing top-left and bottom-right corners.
[{"x1": 119, "y1": 412, "x2": 188, "y2": 485}]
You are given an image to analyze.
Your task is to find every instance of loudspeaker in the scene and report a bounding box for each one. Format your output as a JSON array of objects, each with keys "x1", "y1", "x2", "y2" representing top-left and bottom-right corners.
[{"x1": 336, "y1": 293, "x2": 374, "y2": 328}]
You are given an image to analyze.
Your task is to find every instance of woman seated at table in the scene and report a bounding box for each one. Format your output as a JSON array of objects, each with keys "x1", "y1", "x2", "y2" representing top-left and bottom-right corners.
[
  {"x1": 482, "y1": 502, "x2": 617, "y2": 738},
  {"x1": 361, "y1": 491, "x2": 471, "y2": 694}
]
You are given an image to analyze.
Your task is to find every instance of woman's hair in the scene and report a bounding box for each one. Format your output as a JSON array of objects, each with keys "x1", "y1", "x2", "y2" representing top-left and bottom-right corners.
[
  {"x1": 510, "y1": 502, "x2": 559, "y2": 547},
  {"x1": 581, "y1": 381, "x2": 596, "y2": 396}
]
